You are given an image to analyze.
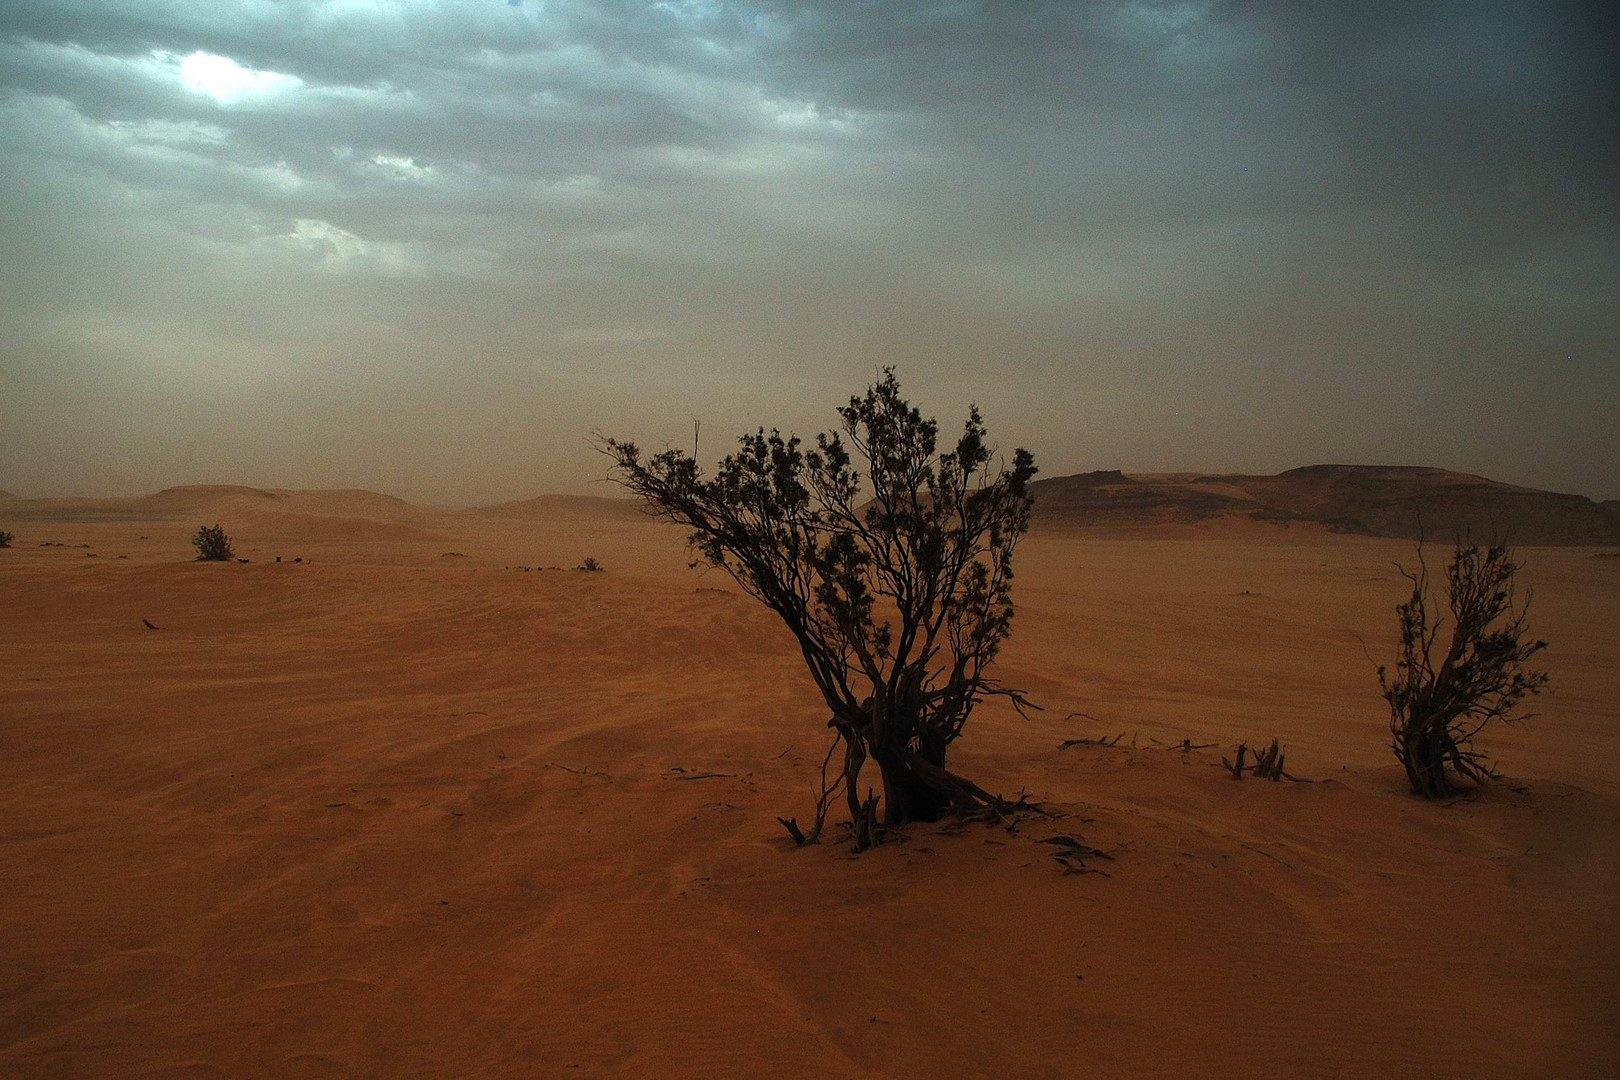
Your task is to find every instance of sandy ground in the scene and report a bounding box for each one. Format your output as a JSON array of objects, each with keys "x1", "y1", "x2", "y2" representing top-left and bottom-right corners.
[{"x1": 3, "y1": 489, "x2": 1617, "y2": 1079}]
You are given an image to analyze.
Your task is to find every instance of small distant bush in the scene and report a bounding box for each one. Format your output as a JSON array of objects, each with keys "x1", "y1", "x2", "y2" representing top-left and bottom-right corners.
[
  {"x1": 0, "y1": 529, "x2": 13, "y2": 548},
  {"x1": 576, "y1": 556, "x2": 604, "y2": 572},
  {"x1": 192, "y1": 524, "x2": 234, "y2": 562}
]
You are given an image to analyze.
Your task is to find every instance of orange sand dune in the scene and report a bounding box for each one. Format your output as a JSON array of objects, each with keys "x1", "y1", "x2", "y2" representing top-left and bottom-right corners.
[{"x1": 2, "y1": 490, "x2": 1617, "y2": 1078}]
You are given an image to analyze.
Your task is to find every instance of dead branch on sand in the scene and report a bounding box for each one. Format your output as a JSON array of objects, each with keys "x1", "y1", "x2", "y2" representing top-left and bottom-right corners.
[
  {"x1": 1222, "y1": 739, "x2": 1310, "y2": 782},
  {"x1": 1038, "y1": 835, "x2": 1114, "y2": 875},
  {"x1": 779, "y1": 734, "x2": 846, "y2": 846},
  {"x1": 1059, "y1": 732, "x2": 1132, "y2": 750},
  {"x1": 666, "y1": 768, "x2": 738, "y2": 781},
  {"x1": 547, "y1": 762, "x2": 612, "y2": 781},
  {"x1": 1149, "y1": 737, "x2": 1217, "y2": 752}
]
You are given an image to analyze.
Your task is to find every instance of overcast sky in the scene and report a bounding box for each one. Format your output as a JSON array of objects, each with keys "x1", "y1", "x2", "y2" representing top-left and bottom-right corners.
[{"x1": 2, "y1": 1, "x2": 1615, "y2": 504}]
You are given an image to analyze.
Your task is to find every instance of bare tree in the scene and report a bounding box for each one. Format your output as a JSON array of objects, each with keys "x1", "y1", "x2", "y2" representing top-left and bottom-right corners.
[
  {"x1": 602, "y1": 370, "x2": 1039, "y2": 847},
  {"x1": 1379, "y1": 539, "x2": 1548, "y2": 798}
]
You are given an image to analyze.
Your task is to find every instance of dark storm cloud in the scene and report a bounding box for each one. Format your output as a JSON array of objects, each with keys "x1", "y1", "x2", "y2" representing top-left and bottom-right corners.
[{"x1": 1, "y1": 1, "x2": 1615, "y2": 502}]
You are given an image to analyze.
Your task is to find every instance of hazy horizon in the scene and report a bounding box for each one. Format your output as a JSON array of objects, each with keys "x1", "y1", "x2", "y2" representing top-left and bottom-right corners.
[
  {"x1": 3, "y1": 2, "x2": 1616, "y2": 504},
  {"x1": 5, "y1": 458, "x2": 1620, "y2": 511}
]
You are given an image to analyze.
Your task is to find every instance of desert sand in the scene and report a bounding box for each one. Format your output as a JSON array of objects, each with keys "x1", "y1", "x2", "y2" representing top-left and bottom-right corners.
[{"x1": 2, "y1": 485, "x2": 1617, "y2": 1078}]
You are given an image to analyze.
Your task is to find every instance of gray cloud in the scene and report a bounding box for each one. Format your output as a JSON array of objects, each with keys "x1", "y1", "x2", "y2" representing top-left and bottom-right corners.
[{"x1": 1, "y1": 0, "x2": 1615, "y2": 503}]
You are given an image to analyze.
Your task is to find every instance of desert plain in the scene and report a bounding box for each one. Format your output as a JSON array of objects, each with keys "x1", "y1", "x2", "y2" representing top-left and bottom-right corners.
[{"x1": 2, "y1": 482, "x2": 1617, "y2": 1079}]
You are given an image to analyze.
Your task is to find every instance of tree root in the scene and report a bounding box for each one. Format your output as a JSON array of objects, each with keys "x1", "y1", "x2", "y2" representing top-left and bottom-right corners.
[{"x1": 777, "y1": 817, "x2": 808, "y2": 845}]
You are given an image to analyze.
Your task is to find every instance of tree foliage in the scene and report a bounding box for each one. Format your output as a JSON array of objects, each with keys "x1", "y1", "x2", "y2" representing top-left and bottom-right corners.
[
  {"x1": 0, "y1": 529, "x2": 13, "y2": 548},
  {"x1": 602, "y1": 369, "x2": 1038, "y2": 846},
  {"x1": 192, "y1": 524, "x2": 234, "y2": 562},
  {"x1": 1379, "y1": 539, "x2": 1548, "y2": 798}
]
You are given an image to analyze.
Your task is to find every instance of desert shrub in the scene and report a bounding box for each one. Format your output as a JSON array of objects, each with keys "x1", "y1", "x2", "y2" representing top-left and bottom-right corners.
[
  {"x1": 603, "y1": 369, "x2": 1038, "y2": 848},
  {"x1": 192, "y1": 524, "x2": 234, "y2": 562},
  {"x1": 1379, "y1": 539, "x2": 1548, "y2": 798},
  {"x1": 576, "y1": 557, "x2": 604, "y2": 572},
  {"x1": 0, "y1": 529, "x2": 12, "y2": 548}
]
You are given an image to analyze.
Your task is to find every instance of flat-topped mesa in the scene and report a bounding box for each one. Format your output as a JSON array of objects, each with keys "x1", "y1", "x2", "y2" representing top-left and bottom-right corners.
[
  {"x1": 1068, "y1": 469, "x2": 1134, "y2": 486},
  {"x1": 148, "y1": 484, "x2": 285, "y2": 506},
  {"x1": 1030, "y1": 465, "x2": 1620, "y2": 544}
]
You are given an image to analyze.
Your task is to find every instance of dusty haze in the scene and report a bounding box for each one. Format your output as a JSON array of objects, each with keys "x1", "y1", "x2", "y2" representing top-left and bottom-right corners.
[{"x1": 2, "y1": 1, "x2": 1618, "y2": 503}]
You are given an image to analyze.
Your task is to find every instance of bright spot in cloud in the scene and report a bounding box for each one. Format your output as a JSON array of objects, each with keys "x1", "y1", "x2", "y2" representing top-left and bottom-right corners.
[
  {"x1": 370, "y1": 153, "x2": 434, "y2": 181},
  {"x1": 176, "y1": 51, "x2": 301, "y2": 104}
]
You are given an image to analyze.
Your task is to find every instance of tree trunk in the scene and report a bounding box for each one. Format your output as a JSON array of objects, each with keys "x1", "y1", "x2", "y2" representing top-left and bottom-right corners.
[
  {"x1": 842, "y1": 733, "x2": 867, "y2": 830},
  {"x1": 1402, "y1": 723, "x2": 1460, "y2": 799},
  {"x1": 874, "y1": 751, "x2": 953, "y2": 825}
]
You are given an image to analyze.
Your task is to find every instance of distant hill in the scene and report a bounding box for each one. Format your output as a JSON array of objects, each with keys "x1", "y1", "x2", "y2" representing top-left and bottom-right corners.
[
  {"x1": 0, "y1": 484, "x2": 646, "y2": 526},
  {"x1": 0, "y1": 485, "x2": 444, "y2": 538},
  {"x1": 144, "y1": 485, "x2": 434, "y2": 524},
  {"x1": 1030, "y1": 465, "x2": 1620, "y2": 545}
]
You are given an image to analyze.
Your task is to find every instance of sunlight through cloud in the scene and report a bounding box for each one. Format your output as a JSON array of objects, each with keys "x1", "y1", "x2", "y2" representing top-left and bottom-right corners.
[{"x1": 173, "y1": 51, "x2": 302, "y2": 104}]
